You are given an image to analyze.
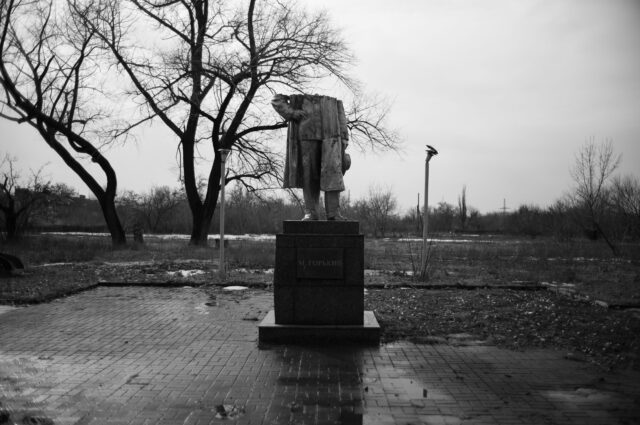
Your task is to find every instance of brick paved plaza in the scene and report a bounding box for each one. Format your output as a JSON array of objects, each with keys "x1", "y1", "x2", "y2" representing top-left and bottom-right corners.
[{"x1": 1, "y1": 286, "x2": 639, "y2": 424}]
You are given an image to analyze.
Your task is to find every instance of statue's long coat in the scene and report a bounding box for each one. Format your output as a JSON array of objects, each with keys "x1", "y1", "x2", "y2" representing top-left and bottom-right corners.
[{"x1": 272, "y1": 94, "x2": 349, "y2": 192}]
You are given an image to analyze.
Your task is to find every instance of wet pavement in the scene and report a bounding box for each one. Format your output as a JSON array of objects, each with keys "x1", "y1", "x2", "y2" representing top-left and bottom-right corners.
[{"x1": 0, "y1": 286, "x2": 639, "y2": 425}]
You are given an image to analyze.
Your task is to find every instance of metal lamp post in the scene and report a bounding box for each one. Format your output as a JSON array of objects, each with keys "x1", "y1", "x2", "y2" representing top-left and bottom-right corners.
[
  {"x1": 218, "y1": 148, "x2": 231, "y2": 281},
  {"x1": 421, "y1": 145, "x2": 438, "y2": 278}
]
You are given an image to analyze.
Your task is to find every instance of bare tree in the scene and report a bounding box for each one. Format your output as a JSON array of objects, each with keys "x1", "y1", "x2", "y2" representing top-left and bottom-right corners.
[
  {"x1": 0, "y1": 155, "x2": 73, "y2": 239},
  {"x1": 569, "y1": 138, "x2": 620, "y2": 254},
  {"x1": 547, "y1": 198, "x2": 576, "y2": 241},
  {"x1": 457, "y1": 185, "x2": 467, "y2": 231},
  {"x1": 364, "y1": 184, "x2": 397, "y2": 238},
  {"x1": 431, "y1": 201, "x2": 455, "y2": 233},
  {"x1": 0, "y1": 0, "x2": 126, "y2": 245},
  {"x1": 611, "y1": 174, "x2": 640, "y2": 240},
  {"x1": 71, "y1": 0, "x2": 399, "y2": 245},
  {"x1": 120, "y1": 186, "x2": 184, "y2": 233},
  {"x1": 467, "y1": 206, "x2": 479, "y2": 231}
]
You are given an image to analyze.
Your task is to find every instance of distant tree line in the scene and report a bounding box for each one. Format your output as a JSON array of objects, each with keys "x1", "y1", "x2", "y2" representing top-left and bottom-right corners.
[{"x1": 2, "y1": 140, "x2": 638, "y2": 252}]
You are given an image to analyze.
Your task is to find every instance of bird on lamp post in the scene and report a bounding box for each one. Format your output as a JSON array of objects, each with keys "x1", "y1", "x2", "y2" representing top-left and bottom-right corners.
[
  {"x1": 426, "y1": 145, "x2": 438, "y2": 161},
  {"x1": 421, "y1": 144, "x2": 438, "y2": 279}
]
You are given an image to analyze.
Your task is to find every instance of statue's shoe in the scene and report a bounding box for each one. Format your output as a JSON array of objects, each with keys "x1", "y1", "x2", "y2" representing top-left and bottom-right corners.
[
  {"x1": 301, "y1": 213, "x2": 319, "y2": 221},
  {"x1": 327, "y1": 214, "x2": 348, "y2": 221}
]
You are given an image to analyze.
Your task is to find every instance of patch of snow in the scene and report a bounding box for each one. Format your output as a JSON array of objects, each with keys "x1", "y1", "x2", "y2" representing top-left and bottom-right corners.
[
  {"x1": 40, "y1": 232, "x2": 111, "y2": 237},
  {"x1": 194, "y1": 304, "x2": 210, "y2": 315},
  {"x1": 365, "y1": 269, "x2": 415, "y2": 276},
  {"x1": 39, "y1": 232, "x2": 276, "y2": 241},
  {"x1": 151, "y1": 233, "x2": 276, "y2": 241},
  {"x1": 223, "y1": 286, "x2": 248, "y2": 291},
  {"x1": 232, "y1": 268, "x2": 273, "y2": 275},
  {"x1": 37, "y1": 262, "x2": 75, "y2": 267},
  {"x1": 224, "y1": 234, "x2": 275, "y2": 241},
  {"x1": 167, "y1": 270, "x2": 205, "y2": 278},
  {"x1": 0, "y1": 305, "x2": 18, "y2": 316},
  {"x1": 396, "y1": 237, "x2": 496, "y2": 243},
  {"x1": 103, "y1": 260, "x2": 155, "y2": 267}
]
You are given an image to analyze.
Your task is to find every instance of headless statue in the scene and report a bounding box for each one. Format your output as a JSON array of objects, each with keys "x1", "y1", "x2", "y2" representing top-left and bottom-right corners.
[{"x1": 272, "y1": 93, "x2": 351, "y2": 220}]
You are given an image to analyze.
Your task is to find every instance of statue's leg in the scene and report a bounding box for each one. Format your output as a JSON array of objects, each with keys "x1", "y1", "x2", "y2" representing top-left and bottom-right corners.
[
  {"x1": 301, "y1": 140, "x2": 321, "y2": 220},
  {"x1": 325, "y1": 191, "x2": 345, "y2": 220}
]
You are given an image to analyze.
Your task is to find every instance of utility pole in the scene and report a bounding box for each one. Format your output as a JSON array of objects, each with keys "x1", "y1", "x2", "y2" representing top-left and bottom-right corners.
[
  {"x1": 417, "y1": 193, "x2": 421, "y2": 234},
  {"x1": 421, "y1": 145, "x2": 438, "y2": 279},
  {"x1": 218, "y1": 148, "x2": 231, "y2": 281},
  {"x1": 500, "y1": 198, "x2": 509, "y2": 233}
]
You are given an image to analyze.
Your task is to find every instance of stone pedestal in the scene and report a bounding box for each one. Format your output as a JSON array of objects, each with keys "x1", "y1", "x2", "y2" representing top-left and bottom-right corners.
[{"x1": 259, "y1": 221, "x2": 380, "y2": 344}]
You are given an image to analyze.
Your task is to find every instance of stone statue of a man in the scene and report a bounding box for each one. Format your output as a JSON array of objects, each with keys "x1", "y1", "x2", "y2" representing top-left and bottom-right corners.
[{"x1": 272, "y1": 93, "x2": 350, "y2": 221}]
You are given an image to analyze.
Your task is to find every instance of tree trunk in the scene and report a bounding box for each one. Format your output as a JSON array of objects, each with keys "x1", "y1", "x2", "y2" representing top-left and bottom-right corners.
[
  {"x1": 189, "y1": 217, "x2": 210, "y2": 246},
  {"x1": 594, "y1": 221, "x2": 618, "y2": 256},
  {"x1": 45, "y1": 131, "x2": 127, "y2": 247},
  {"x1": 188, "y1": 183, "x2": 221, "y2": 246},
  {"x1": 4, "y1": 212, "x2": 17, "y2": 240},
  {"x1": 189, "y1": 204, "x2": 208, "y2": 246},
  {"x1": 99, "y1": 196, "x2": 126, "y2": 247},
  {"x1": 187, "y1": 148, "x2": 222, "y2": 246}
]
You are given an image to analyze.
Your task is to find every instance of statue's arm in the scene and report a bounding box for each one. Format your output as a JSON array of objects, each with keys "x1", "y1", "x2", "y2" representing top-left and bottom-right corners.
[
  {"x1": 338, "y1": 100, "x2": 349, "y2": 146},
  {"x1": 271, "y1": 94, "x2": 306, "y2": 121}
]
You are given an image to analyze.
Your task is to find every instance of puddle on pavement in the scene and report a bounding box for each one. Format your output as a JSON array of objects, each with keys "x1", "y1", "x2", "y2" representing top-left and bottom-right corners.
[
  {"x1": 275, "y1": 372, "x2": 451, "y2": 424},
  {"x1": 278, "y1": 375, "x2": 361, "y2": 386},
  {"x1": 545, "y1": 387, "x2": 619, "y2": 403},
  {"x1": 363, "y1": 365, "x2": 453, "y2": 403},
  {"x1": 0, "y1": 355, "x2": 59, "y2": 424},
  {"x1": 286, "y1": 398, "x2": 363, "y2": 424},
  {"x1": 364, "y1": 376, "x2": 453, "y2": 402},
  {"x1": 338, "y1": 409, "x2": 362, "y2": 425}
]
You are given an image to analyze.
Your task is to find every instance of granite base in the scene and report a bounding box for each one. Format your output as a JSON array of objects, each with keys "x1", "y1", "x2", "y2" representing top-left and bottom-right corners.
[{"x1": 258, "y1": 310, "x2": 380, "y2": 345}]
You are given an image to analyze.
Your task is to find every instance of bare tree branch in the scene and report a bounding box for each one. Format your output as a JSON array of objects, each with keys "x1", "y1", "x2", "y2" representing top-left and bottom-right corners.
[
  {"x1": 67, "y1": 0, "x2": 399, "y2": 245},
  {"x1": 0, "y1": 0, "x2": 127, "y2": 245}
]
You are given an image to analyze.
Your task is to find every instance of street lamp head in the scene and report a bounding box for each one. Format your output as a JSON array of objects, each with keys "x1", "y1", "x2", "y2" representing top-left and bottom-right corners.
[{"x1": 425, "y1": 145, "x2": 438, "y2": 163}]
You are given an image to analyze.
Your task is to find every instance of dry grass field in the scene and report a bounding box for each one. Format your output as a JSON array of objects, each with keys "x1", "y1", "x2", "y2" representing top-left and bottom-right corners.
[{"x1": 1, "y1": 233, "x2": 639, "y2": 370}]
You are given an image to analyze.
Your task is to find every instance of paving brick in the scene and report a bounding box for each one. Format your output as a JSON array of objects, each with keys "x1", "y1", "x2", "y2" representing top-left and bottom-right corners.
[{"x1": 1, "y1": 286, "x2": 639, "y2": 424}]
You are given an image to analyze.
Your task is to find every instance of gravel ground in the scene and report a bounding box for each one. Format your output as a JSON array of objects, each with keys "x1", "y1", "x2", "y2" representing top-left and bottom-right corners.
[{"x1": 366, "y1": 288, "x2": 640, "y2": 371}]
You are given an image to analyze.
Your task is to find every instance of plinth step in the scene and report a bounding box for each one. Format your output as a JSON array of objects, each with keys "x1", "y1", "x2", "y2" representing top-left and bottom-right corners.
[{"x1": 258, "y1": 310, "x2": 380, "y2": 345}]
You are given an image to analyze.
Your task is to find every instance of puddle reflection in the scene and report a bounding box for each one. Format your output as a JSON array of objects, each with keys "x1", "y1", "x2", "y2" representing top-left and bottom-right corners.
[{"x1": 262, "y1": 344, "x2": 451, "y2": 424}]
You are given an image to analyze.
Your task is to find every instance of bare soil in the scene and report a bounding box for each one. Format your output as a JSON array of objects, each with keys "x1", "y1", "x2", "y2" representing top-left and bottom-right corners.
[{"x1": 365, "y1": 288, "x2": 640, "y2": 371}]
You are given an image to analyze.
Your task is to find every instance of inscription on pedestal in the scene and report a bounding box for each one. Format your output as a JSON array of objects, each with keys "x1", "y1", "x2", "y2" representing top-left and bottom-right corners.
[
  {"x1": 297, "y1": 248, "x2": 343, "y2": 279},
  {"x1": 274, "y1": 221, "x2": 364, "y2": 325}
]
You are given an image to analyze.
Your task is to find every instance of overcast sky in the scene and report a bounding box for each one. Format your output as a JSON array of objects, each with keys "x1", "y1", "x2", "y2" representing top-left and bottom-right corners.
[{"x1": 1, "y1": 0, "x2": 639, "y2": 214}]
